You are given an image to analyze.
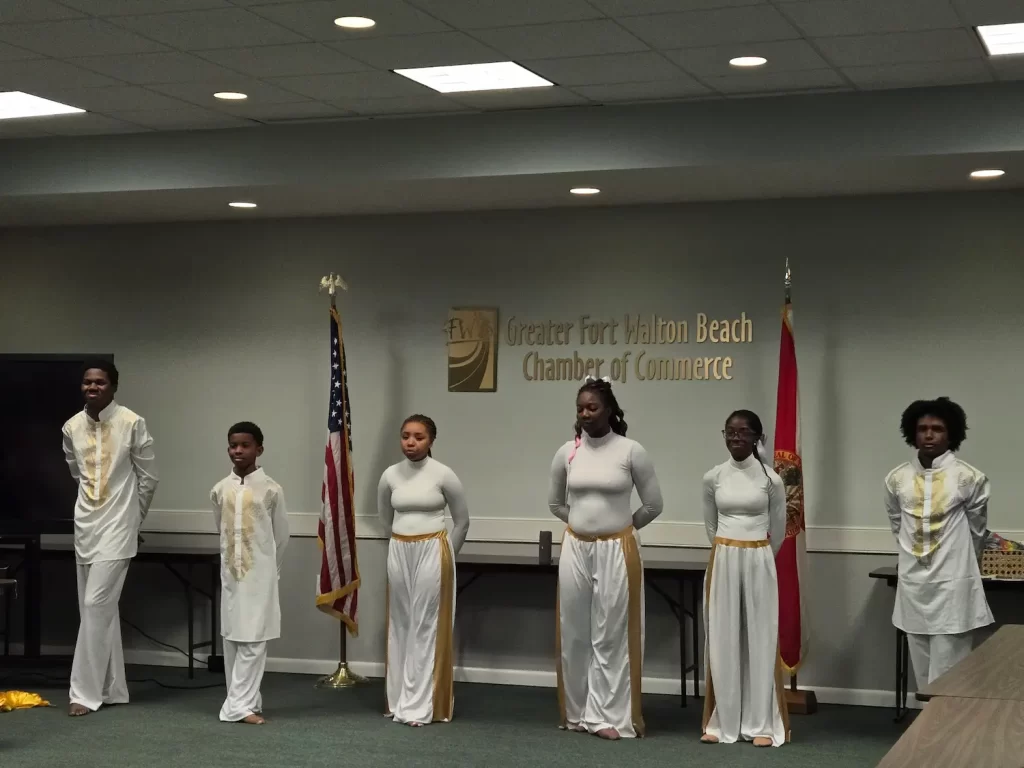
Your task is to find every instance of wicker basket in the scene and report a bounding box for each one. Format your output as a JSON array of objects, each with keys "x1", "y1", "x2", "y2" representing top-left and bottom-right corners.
[{"x1": 981, "y1": 549, "x2": 1024, "y2": 580}]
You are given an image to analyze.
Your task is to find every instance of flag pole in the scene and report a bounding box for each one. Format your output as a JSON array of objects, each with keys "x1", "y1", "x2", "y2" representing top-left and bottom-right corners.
[{"x1": 315, "y1": 273, "x2": 366, "y2": 690}]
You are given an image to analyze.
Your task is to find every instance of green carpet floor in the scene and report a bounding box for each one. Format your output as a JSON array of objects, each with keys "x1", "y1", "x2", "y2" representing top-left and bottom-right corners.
[{"x1": 1, "y1": 666, "x2": 905, "y2": 767}]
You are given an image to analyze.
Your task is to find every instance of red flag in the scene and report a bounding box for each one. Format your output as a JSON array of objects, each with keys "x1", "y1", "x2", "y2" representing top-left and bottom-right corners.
[
  {"x1": 773, "y1": 289, "x2": 808, "y2": 674},
  {"x1": 316, "y1": 306, "x2": 360, "y2": 634}
]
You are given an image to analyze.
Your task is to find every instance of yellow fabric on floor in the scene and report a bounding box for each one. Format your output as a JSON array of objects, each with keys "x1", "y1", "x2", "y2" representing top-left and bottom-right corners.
[{"x1": 0, "y1": 691, "x2": 51, "y2": 711}]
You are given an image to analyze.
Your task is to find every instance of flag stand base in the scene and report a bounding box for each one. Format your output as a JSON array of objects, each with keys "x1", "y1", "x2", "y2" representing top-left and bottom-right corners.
[
  {"x1": 785, "y1": 675, "x2": 817, "y2": 714},
  {"x1": 315, "y1": 624, "x2": 366, "y2": 689}
]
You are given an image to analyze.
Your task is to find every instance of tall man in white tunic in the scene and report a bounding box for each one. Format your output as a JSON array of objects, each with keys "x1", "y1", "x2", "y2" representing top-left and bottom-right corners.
[
  {"x1": 211, "y1": 422, "x2": 290, "y2": 724},
  {"x1": 885, "y1": 397, "x2": 993, "y2": 689},
  {"x1": 62, "y1": 361, "x2": 158, "y2": 717}
]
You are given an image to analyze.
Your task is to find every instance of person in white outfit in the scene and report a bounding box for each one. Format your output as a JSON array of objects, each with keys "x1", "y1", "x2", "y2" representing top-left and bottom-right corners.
[
  {"x1": 701, "y1": 409, "x2": 790, "y2": 747},
  {"x1": 378, "y1": 414, "x2": 470, "y2": 726},
  {"x1": 210, "y1": 421, "x2": 290, "y2": 724},
  {"x1": 548, "y1": 376, "x2": 663, "y2": 740},
  {"x1": 885, "y1": 397, "x2": 993, "y2": 690},
  {"x1": 62, "y1": 360, "x2": 158, "y2": 717}
]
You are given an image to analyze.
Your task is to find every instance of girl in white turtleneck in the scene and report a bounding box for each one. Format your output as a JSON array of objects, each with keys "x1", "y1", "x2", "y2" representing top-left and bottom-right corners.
[
  {"x1": 548, "y1": 377, "x2": 663, "y2": 741},
  {"x1": 378, "y1": 414, "x2": 469, "y2": 727},
  {"x1": 701, "y1": 409, "x2": 789, "y2": 748}
]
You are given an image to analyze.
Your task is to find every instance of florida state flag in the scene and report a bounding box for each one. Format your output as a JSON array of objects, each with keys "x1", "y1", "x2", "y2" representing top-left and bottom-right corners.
[{"x1": 773, "y1": 275, "x2": 809, "y2": 674}]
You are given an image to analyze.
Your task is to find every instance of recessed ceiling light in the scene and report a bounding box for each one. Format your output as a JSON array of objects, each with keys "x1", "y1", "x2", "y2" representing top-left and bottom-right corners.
[
  {"x1": 394, "y1": 62, "x2": 553, "y2": 93},
  {"x1": 335, "y1": 16, "x2": 375, "y2": 29},
  {"x1": 970, "y1": 169, "x2": 1005, "y2": 179},
  {"x1": 977, "y1": 22, "x2": 1024, "y2": 56},
  {"x1": 214, "y1": 92, "x2": 247, "y2": 100},
  {"x1": 570, "y1": 187, "x2": 600, "y2": 195},
  {"x1": 729, "y1": 56, "x2": 767, "y2": 68},
  {"x1": 229, "y1": 201, "x2": 258, "y2": 208},
  {"x1": 0, "y1": 91, "x2": 84, "y2": 121}
]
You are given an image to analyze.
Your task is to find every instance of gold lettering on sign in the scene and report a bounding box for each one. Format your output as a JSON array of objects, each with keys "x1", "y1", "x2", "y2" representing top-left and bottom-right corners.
[{"x1": 696, "y1": 312, "x2": 753, "y2": 343}]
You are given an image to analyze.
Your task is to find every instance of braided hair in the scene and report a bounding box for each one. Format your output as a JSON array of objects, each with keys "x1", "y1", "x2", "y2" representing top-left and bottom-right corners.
[
  {"x1": 726, "y1": 409, "x2": 769, "y2": 480},
  {"x1": 402, "y1": 414, "x2": 437, "y2": 457},
  {"x1": 569, "y1": 378, "x2": 627, "y2": 463}
]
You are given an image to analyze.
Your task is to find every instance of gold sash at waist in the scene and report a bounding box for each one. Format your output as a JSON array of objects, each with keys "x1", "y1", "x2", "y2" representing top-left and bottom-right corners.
[
  {"x1": 714, "y1": 536, "x2": 770, "y2": 548},
  {"x1": 392, "y1": 530, "x2": 448, "y2": 543},
  {"x1": 567, "y1": 524, "x2": 634, "y2": 542}
]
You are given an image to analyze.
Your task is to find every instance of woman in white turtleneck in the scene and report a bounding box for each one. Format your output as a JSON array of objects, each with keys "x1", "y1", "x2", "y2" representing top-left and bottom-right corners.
[
  {"x1": 701, "y1": 409, "x2": 789, "y2": 748},
  {"x1": 548, "y1": 376, "x2": 663, "y2": 741},
  {"x1": 378, "y1": 414, "x2": 469, "y2": 727}
]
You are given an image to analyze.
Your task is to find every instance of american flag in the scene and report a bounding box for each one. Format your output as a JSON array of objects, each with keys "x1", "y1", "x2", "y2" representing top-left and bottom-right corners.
[{"x1": 316, "y1": 305, "x2": 360, "y2": 634}]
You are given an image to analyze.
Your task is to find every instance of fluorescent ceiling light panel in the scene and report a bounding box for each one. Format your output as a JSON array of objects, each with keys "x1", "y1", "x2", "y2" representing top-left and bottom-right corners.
[
  {"x1": 977, "y1": 23, "x2": 1024, "y2": 56},
  {"x1": 393, "y1": 62, "x2": 553, "y2": 93},
  {"x1": 0, "y1": 91, "x2": 85, "y2": 121}
]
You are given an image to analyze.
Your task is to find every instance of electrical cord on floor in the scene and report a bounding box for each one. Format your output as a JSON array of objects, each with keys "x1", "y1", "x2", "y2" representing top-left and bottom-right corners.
[{"x1": 119, "y1": 616, "x2": 208, "y2": 667}]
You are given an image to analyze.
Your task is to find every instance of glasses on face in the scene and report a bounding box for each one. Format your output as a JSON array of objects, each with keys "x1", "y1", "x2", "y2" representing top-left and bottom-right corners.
[{"x1": 722, "y1": 429, "x2": 756, "y2": 440}]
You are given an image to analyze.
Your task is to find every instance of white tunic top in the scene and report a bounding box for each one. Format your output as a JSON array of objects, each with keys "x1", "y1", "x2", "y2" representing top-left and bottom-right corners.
[
  {"x1": 377, "y1": 457, "x2": 470, "y2": 554},
  {"x1": 211, "y1": 468, "x2": 290, "y2": 642},
  {"x1": 62, "y1": 401, "x2": 159, "y2": 565},
  {"x1": 702, "y1": 454, "x2": 787, "y2": 556},
  {"x1": 548, "y1": 431, "x2": 664, "y2": 536},
  {"x1": 885, "y1": 450, "x2": 993, "y2": 635}
]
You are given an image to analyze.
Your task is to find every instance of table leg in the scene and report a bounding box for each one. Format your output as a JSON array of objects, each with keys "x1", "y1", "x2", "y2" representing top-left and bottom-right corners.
[
  {"x1": 691, "y1": 576, "x2": 701, "y2": 699},
  {"x1": 679, "y1": 574, "x2": 686, "y2": 708},
  {"x1": 3, "y1": 585, "x2": 11, "y2": 657},
  {"x1": 211, "y1": 562, "x2": 220, "y2": 669},
  {"x1": 187, "y1": 562, "x2": 194, "y2": 680},
  {"x1": 894, "y1": 628, "x2": 909, "y2": 722}
]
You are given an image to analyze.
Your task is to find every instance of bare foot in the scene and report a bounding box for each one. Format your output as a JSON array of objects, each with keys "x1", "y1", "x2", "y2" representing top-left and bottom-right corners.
[
  {"x1": 596, "y1": 728, "x2": 620, "y2": 740},
  {"x1": 408, "y1": 721, "x2": 424, "y2": 728},
  {"x1": 241, "y1": 714, "x2": 265, "y2": 725},
  {"x1": 753, "y1": 737, "x2": 772, "y2": 747},
  {"x1": 701, "y1": 733, "x2": 719, "y2": 743},
  {"x1": 68, "y1": 703, "x2": 90, "y2": 717}
]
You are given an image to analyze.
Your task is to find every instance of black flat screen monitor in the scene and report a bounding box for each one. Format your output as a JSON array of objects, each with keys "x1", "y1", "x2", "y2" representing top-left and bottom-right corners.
[{"x1": 0, "y1": 353, "x2": 114, "y2": 535}]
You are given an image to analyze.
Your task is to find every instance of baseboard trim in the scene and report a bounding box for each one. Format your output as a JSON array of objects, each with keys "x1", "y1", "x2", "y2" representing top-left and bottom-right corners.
[{"x1": 14, "y1": 643, "x2": 919, "y2": 711}]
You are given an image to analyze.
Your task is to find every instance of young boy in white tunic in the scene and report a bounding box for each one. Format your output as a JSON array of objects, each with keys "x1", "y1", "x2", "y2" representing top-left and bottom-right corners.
[
  {"x1": 885, "y1": 397, "x2": 993, "y2": 690},
  {"x1": 63, "y1": 360, "x2": 159, "y2": 717},
  {"x1": 378, "y1": 414, "x2": 469, "y2": 726},
  {"x1": 210, "y1": 422, "x2": 290, "y2": 725},
  {"x1": 548, "y1": 376, "x2": 663, "y2": 741},
  {"x1": 701, "y1": 410, "x2": 789, "y2": 747}
]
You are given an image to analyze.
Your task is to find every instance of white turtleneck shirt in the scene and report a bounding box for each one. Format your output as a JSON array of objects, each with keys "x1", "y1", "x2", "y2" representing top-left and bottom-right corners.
[
  {"x1": 548, "y1": 430, "x2": 664, "y2": 536},
  {"x1": 377, "y1": 456, "x2": 470, "y2": 554},
  {"x1": 703, "y1": 453, "x2": 787, "y2": 556}
]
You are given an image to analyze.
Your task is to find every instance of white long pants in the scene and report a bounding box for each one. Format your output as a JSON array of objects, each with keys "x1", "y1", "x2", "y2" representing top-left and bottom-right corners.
[
  {"x1": 556, "y1": 526, "x2": 645, "y2": 738},
  {"x1": 385, "y1": 531, "x2": 455, "y2": 725},
  {"x1": 220, "y1": 640, "x2": 267, "y2": 722},
  {"x1": 907, "y1": 631, "x2": 974, "y2": 690},
  {"x1": 70, "y1": 559, "x2": 130, "y2": 711},
  {"x1": 702, "y1": 538, "x2": 789, "y2": 746}
]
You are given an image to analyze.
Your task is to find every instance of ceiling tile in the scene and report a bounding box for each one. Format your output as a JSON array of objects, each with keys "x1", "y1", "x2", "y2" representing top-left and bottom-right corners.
[
  {"x1": 58, "y1": 0, "x2": 230, "y2": 15},
  {"x1": 0, "y1": 19, "x2": 168, "y2": 57},
  {"x1": 843, "y1": 59, "x2": 994, "y2": 89},
  {"x1": 571, "y1": 78, "x2": 712, "y2": 101},
  {"x1": 951, "y1": 0, "x2": 1024, "y2": 25},
  {"x1": 110, "y1": 8, "x2": 307, "y2": 50},
  {"x1": 270, "y1": 70, "x2": 430, "y2": 99},
  {"x1": 0, "y1": 121, "x2": 55, "y2": 138},
  {"x1": 619, "y1": 6, "x2": 800, "y2": 49},
  {"x1": 524, "y1": 52, "x2": 684, "y2": 86},
  {"x1": 199, "y1": 43, "x2": 368, "y2": 77},
  {"x1": 407, "y1": 0, "x2": 601, "y2": 28},
  {"x1": 210, "y1": 100, "x2": 352, "y2": 120},
  {"x1": 40, "y1": 113, "x2": 152, "y2": 135},
  {"x1": 249, "y1": 0, "x2": 450, "y2": 41},
  {"x1": 105, "y1": 106, "x2": 253, "y2": 130},
  {"x1": 473, "y1": 20, "x2": 649, "y2": 59},
  {"x1": 40, "y1": 85, "x2": 191, "y2": 112},
  {"x1": 667, "y1": 39, "x2": 829, "y2": 76},
  {"x1": 590, "y1": 0, "x2": 766, "y2": 14},
  {"x1": 151, "y1": 79, "x2": 313, "y2": 107},
  {"x1": 0, "y1": 59, "x2": 120, "y2": 90},
  {"x1": 68, "y1": 52, "x2": 245, "y2": 85},
  {"x1": 329, "y1": 32, "x2": 503, "y2": 69},
  {"x1": 450, "y1": 86, "x2": 592, "y2": 110},
  {"x1": 990, "y1": 56, "x2": 1024, "y2": 80},
  {"x1": 816, "y1": 29, "x2": 983, "y2": 67},
  {"x1": 0, "y1": 40, "x2": 41, "y2": 61},
  {"x1": 777, "y1": 0, "x2": 962, "y2": 37},
  {"x1": 0, "y1": 0, "x2": 87, "y2": 22},
  {"x1": 704, "y1": 67, "x2": 846, "y2": 93},
  {"x1": 329, "y1": 94, "x2": 471, "y2": 114}
]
